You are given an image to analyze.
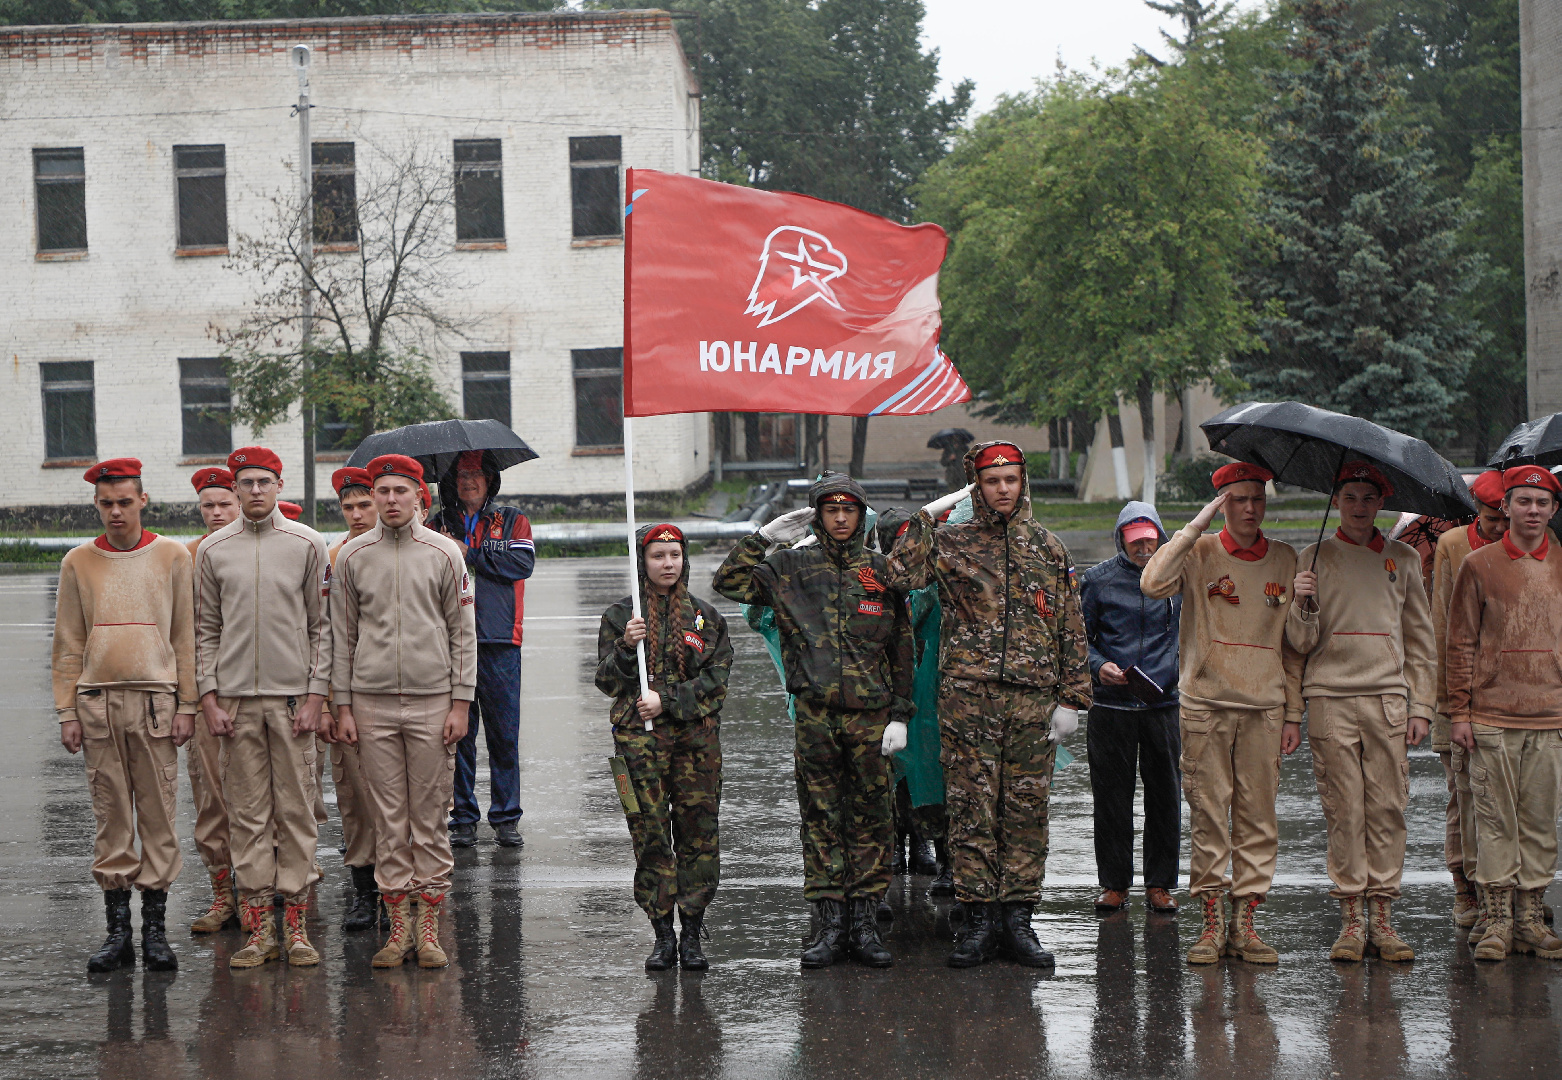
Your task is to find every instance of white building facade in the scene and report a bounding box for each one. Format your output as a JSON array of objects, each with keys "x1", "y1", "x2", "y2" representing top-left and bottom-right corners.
[{"x1": 0, "y1": 11, "x2": 705, "y2": 508}]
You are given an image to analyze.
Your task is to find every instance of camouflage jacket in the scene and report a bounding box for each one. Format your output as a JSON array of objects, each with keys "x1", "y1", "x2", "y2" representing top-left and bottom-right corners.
[
  {"x1": 886, "y1": 441, "x2": 1092, "y2": 710},
  {"x1": 712, "y1": 491, "x2": 914, "y2": 719}
]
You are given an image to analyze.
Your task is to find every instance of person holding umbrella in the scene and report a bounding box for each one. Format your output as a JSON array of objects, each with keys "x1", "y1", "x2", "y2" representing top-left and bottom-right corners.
[{"x1": 1287, "y1": 462, "x2": 1437, "y2": 962}]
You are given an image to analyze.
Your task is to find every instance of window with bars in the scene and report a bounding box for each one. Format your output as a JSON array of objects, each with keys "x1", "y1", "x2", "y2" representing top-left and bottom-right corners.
[
  {"x1": 174, "y1": 145, "x2": 228, "y2": 250},
  {"x1": 312, "y1": 142, "x2": 358, "y2": 245},
  {"x1": 315, "y1": 406, "x2": 351, "y2": 453},
  {"x1": 569, "y1": 136, "x2": 622, "y2": 240},
  {"x1": 178, "y1": 358, "x2": 231, "y2": 456},
  {"x1": 40, "y1": 361, "x2": 95, "y2": 460},
  {"x1": 572, "y1": 348, "x2": 623, "y2": 448},
  {"x1": 455, "y1": 139, "x2": 504, "y2": 242},
  {"x1": 35, "y1": 148, "x2": 87, "y2": 253},
  {"x1": 462, "y1": 352, "x2": 511, "y2": 427}
]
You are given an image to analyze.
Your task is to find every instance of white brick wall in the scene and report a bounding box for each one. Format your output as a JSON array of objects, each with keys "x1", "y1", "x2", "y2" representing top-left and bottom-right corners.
[{"x1": 0, "y1": 13, "x2": 707, "y2": 507}]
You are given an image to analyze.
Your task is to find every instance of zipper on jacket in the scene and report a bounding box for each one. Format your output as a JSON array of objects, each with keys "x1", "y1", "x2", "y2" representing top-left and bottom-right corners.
[
  {"x1": 395, "y1": 528, "x2": 403, "y2": 693},
  {"x1": 999, "y1": 522, "x2": 1011, "y2": 680},
  {"x1": 253, "y1": 519, "x2": 261, "y2": 694}
]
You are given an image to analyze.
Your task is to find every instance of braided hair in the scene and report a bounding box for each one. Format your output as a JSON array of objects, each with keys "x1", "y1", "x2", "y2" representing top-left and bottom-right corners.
[{"x1": 642, "y1": 582, "x2": 691, "y2": 686}]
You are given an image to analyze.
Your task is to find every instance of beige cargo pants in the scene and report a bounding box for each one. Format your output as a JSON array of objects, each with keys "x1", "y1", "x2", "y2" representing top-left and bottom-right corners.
[
  {"x1": 187, "y1": 720, "x2": 231, "y2": 872},
  {"x1": 218, "y1": 696, "x2": 322, "y2": 901},
  {"x1": 1180, "y1": 704, "x2": 1283, "y2": 898},
  {"x1": 77, "y1": 688, "x2": 183, "y2": 891},
  {"x1": 1449, "y1": 742, "x2": 1479, "y2": 874},
  {"x1": 330, "y1": 735, "x2": 378, "y2": 868},
  {"x1": 353, "y1": 693, "x2": 457, "y2": 896},
  {"x1": 1307, "y1": 695, "x2": 1410, "y2": 899},
  {"x1": 1469, "y1": 724, "x2": 1562, "y2": 890}
]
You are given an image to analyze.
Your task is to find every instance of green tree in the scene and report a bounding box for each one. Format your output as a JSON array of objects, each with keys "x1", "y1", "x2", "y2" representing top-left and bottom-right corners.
[
  {"x1": 1457, "y1": 137, "x2": 1526, "y2": 460},
  {"x1": 1233, "y1": 0, "x2": 1481, "y2": 444}
]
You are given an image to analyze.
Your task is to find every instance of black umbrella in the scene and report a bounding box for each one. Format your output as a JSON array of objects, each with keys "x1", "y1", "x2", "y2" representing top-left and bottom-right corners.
[
  {"x1": 1487, "y1": 413, "x2": 1562, "y2": 470},
  {"x1": 345, "y1": 419, "x2": 538, "y2": 483},
  {"x1": 926, "y1": 428, "x2": 975, "y2": 451}
]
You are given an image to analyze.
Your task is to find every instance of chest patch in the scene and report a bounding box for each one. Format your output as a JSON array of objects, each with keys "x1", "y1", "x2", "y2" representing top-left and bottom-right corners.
[
  {"x1": 683, "y1": 630, "x2": 705, "y2": 653},
  {"x1": 1207, "y1": 575, "x2": 1240, "y2": 605},
  {"x1": 857, "y1": 600, "x2": 884, "y2": 616}
]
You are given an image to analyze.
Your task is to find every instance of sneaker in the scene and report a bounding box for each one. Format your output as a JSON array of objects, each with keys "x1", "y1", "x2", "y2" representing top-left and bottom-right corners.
[
  {"x1": 493, "y1": 821, "x2": 524, "y2": 848},
  {"x1": 449, "y1": 823, "x2": 478, "y2": 849}
]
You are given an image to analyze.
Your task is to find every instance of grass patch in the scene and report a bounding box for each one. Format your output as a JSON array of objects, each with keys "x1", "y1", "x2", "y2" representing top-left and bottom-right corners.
[{"x1": 0, "y1": 541, "x2": 65, "y2": 565}]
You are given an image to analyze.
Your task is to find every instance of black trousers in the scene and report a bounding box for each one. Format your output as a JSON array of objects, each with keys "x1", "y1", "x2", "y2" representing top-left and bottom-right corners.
[{"x1": 1087, "y1": 703, "x2": 1181, "y2": 891}]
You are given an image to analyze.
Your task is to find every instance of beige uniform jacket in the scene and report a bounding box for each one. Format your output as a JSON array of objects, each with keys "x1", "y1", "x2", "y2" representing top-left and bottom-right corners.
[
  {"x1": 52, "y1": 535, "x2": 198, "y2": 724},
  {"x1": 330, "y1": 519, "x2": 477, "y2": 703},
  {"x1": 1140, "y1": 524, "x2": 1305, "y2": 722},
  {"x1": 195, "y1": 508, "x2": 332, "y2": 699},
  {"x1": 1431, "y1": 523, "x2": 1490, "y2": 714},
  {"x1": 1286, "y1": 533, "x2": 1437, "y2": 720},
  {"x1": 1445, "y1": 538, "x2": 1562, "y2": 729}
]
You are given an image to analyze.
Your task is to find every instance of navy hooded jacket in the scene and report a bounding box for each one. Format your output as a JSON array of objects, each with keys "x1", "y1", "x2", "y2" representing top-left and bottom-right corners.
[
  {"x1": 1080, "y1": 501, "x2": 1180, "y2": 709},
  {"x1": 435, "y1": 457, "x2": 535, "y2": 646}
]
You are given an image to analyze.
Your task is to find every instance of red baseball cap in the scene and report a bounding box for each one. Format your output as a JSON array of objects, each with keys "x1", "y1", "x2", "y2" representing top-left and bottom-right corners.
[
  {"x1": 973, "y1": 443, "x2": 1024, "y2": 471},
  {"x1": 228, "y1": 446, "x2": 282, "y2": 476},
  {"x1": 277, "y1": 501, "x2": 303, "y2": 521},
  {"x1": 1211, "y1": 462, "x2": 1273, "y2": 490},
  {"x1": 1336, "y1": 460, "x2": 1395, "y2": 499},
  {"x1": 84, "y1": 458, "x2": 142, "y2": 484},
  {"x1": 1502, "y1": 465, "x2": 1562, "y2": 496},
  {"x1": 1121, "y1": 519, "x2": 1160, "y2": 544},
  {"x1": 642, "y1": 523, "x2": 685, "y2": 548},
  {"x1": 1468, "y1": 470, "x2": 1505, "y2": 509},
  {"x1": 367, "y1": 454, "x2": 424, "y2": 484},
  {"x1": 331, "y1": 467, "x2": 373, "y2": 496},
  {"x1": 191, "y1": 466, "x2": 235, "y2": 493}
]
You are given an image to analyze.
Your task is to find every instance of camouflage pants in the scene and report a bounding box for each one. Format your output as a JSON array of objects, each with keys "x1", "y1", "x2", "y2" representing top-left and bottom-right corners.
[
  {"x1": 940, "y1": 678, "x2": 1056, "y2": 903},
  {"x1": 794, "y1": 698, "x2": 893, "y2": 902},
  {"x1": 614, "y1": 717, "x2": 722, "y2": 919}
]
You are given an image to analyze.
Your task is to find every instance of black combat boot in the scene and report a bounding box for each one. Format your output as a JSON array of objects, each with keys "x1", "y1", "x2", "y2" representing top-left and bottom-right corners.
[
  {"x1": 678, "y1": 909, "x2": 709, "y2": 972},
  {"x1": 947, "y1": 902, "x2": 1002, "y2": 968},
  {"x1": 88, "y1": 889, "x2": 136, "y2": 973},
  {"x1": 930, "y1": 836, "x2": 955, "y2": 897},
  {"x1": 800, "y1": 899, "x2": 848, "y2": 968},
  {"x1": 342, "y1": 865, "x2": 382, "y2": 932},
  {"x1": 891, "y1": 831, "x2": 908, "y2": 875},
  {"x1": 645, "y1": 913, "x2": 678, "y2": 971},
  {"x1": 910, "y1": 839, "x2": 939, "y2": 876},
  {"x1": 139, "y1": 889, "x2": 178, "y2": 971},
  {"x1": 1001, "y1": 902, "x2": 1055, "y2": 968},
  {"x1": 848, "y1": 899, "x2": 894, "y2": 968}
]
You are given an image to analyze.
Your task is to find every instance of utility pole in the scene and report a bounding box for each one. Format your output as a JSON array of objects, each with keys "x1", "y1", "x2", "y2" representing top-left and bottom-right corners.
[{"x1": 292, "y1": 44, "x2": 316, "y2": 526}]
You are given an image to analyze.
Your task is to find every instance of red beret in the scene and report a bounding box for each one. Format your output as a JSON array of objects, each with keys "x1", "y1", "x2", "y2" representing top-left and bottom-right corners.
[
  {"x1": 228, "y1": 446, "x2": 282, "y2": 476},
  {"x1": 820, "y1": 492, "x2": 863, "y2": 505},
  {"x1": 1211, "y1": 462, "x2": 1273, "y2": 490},
  {"x1": 84, "y1": 458, "x2": 142, "y2": 484},
  {"x1": 191, "y1": 466, "x2": 234, "y2": 493},
  {"x1": 1335, "y1": 460, "x2": 1395, "y2": 499},
  {"x1": 277, "y1": 501, "x2": 303, "y2": 521},
  {"x1": 642, "y1": 523, "x2": 685, "y2": 548},
  {"x1": 973, "y1": 444, "x2": 1024, "y2": 471},
  {"x1": 457, "y1": 451, "x2": 485, "y2": 473},
  {"x1": 1503, "y1": 465, "x2": 1562, "y2": 496},
  {"x1": 1468, "y1": 470, "x2": 1506, "y2": 509},
  {"x1": 419, "y1": 481, "x2": 432, "y2": 510},
  {"x1": 331, "y1": 467, "x2": 373, "y2": 496},
  {"x1": 367, "y1": 454, "x2": 424, "y2": 484}
]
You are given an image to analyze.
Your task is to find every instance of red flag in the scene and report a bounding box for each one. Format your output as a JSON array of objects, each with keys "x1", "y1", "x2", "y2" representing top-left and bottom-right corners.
[{"x1": 624, "y1": 169, "x2": 971, "y2": 418}]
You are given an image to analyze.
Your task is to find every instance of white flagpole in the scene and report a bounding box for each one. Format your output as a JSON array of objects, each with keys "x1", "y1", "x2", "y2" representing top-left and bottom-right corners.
[{"x1": 623, "y1": 414, "x2": 652, "y2": 730}]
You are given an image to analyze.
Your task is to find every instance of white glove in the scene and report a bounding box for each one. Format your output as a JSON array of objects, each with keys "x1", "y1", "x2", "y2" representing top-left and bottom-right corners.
[
  {"x1": 761, "y1": 506, "x2": 816, "y2": 543},
  {"x1": 881, "y1": 720, "x2": 908, "y2": 757},
  {"x1": 791, "y1": 534, "x2": 818, "y2": 549},
  {"x1": 1050, "y1": 707, "x2": 1079, "y2": 744},
  {"x1": 922, "y1": 483, "x2": 974, "y2": 519}
]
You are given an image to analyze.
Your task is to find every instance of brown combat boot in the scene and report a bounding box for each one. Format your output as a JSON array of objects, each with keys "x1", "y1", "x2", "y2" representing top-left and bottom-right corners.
[
  {"x1": 1330, "y1": 896, "x2": 1365, "y2": 962},
  {"x1": 1224, "y1": 894, "x2": 1278, "y2": 965},
  {"x1": 416, "y1": 892, "x2": 449, "y2": 969},
  {"x1": 1513, "y1": 889, "x2": 1562, "y2": 959},
  {"x1": 1450, "y1": 865, "x2": 1478, "y2": 928},
  {"x1": 1473, "y1": 886, "x2": 1513, "y2": 962},
  {"x1": 229, "y1": 894, "x2": 280, "y2": 969},
  {"x1": 191, "y1": 868, "x2": 238, "y2": 933},
  {"x1": 283, "y1": 898, "x2": 320, "y2": 967},
  {"x1": 373, "y1": 892, "x2": 415, "y2": 968},
  {"x1": 1186, "y1": 892, "x2": 1226, "y2": 965},
  {"x1": 1366, "y1": 896, "x2": 1414, "y2": 961},
  {"x1": 1466, "y1": 882, "x2": 1491, "y2": 945}
]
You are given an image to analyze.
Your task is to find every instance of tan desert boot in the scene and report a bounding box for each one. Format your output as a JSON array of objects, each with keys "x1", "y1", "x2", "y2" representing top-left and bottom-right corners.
[
  {"x1": 1329, "y1": 896, "x2": 1365, "y2": 962},
  {"x1": 416, "y1": 892, "x2": 449, "y2": 969},
  {"x1": 1366, "y1": 896, "x2": 1414, "y2": 961},
  {"x1": 1513, "y1": 889, "x2": 1562, "y2": 959},
  {"x1": 283, "y1": 899, "x2": 320, "y2": 967},
  {"x1": 372, "y1": 892, "x2": 414, "y2": 969},
  {"x1": 230, "y1": 895, "x2": 280, "y2": 969},
  {"x1": 1224, "y1": 894, "x2": 1279, "y2": 964},
  {"x1": 1473, "y1": 886, "x2": 1513, "y2": 962},
  {"x1": 1466, "y1": 883, "x2": 1490, "y2": 945},
  {"x1": 191, "y1": 868, "x2": 238, "y2": 934},
  {"x1": 1186, "y1": 892, "x2": 1226, "y2": 965},
  {"x1": 1451, "y1": 866, "x2": 1478, "y2": 928}
]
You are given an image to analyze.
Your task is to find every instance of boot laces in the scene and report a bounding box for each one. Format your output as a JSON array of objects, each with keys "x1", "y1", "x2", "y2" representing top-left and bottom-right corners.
[
  {"x1": 383, "y1": 893, "x2": 409, "y2": 945},
  {"x1": 1371, "y1": 901, "x2": 1394, "y2": 939},
  {"x1": 284, "y1": 904, "x2": 309, "y2": 945},
  {"x1": 418, "y1": 893, "x2": 442, "y2": 948},
  {"x1": 1234, "y1": 897, "x2": 1258, "y2": 939},
  {"x1": 241, "y1": 901, "x2": 270, "y2": 949},
  {"x1": 1198, "y1": 896, "x2": 1222, "y2": 942},
  {"x1": 1343, "y1": 898, "x2": 1364, "y2": 937}
]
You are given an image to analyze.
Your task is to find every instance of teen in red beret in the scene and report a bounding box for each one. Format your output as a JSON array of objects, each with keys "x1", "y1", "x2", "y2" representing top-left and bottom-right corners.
[{"x1": 227, "y1": 447, "x2": 283, "y2": 476}]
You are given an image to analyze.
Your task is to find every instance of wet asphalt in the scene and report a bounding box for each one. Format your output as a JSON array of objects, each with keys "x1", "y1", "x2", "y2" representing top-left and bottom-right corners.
[{"x1": 1, "y1": 552, "x2": 1561, "y2": 1080}]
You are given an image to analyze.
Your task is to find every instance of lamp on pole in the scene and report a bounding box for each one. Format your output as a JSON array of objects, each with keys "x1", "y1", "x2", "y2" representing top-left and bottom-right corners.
[{"x1": 292, "y1": 43, "x2": 316, "y2": 526}]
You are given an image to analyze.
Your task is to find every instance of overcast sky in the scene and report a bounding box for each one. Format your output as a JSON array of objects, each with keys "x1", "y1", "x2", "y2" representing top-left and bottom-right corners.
[{"x1": 921, "y1": 0, "x2": 1269, "y2": 115}]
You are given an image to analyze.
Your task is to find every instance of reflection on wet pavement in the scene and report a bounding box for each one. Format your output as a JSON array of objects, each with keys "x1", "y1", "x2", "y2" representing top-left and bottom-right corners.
[{"x1": 0, "y1": 557, "x2": 1558, "y2": 1079}]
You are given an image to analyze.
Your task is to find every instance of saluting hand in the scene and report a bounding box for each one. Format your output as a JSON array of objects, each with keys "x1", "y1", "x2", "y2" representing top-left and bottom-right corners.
[{"x1": 1189, "y1": 491, "x2": 1228, "y2": 532}]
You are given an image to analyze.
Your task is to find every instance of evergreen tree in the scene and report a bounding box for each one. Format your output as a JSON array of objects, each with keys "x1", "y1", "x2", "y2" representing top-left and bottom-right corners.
[{"x1": 1233, "y1": 0, "x2": 1481, "y2": 444}]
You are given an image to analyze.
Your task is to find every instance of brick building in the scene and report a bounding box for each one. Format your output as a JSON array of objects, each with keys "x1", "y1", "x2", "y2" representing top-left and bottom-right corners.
[{"x1": 0, "y1": 11, "x2": 705, "y2": 509}]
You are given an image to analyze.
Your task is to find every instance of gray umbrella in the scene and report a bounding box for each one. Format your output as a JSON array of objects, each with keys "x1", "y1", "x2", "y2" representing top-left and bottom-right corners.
[
  {"x1": 345, "y1": 419, "x2": 538, "y2": 484},
  {"x1": 1488, "y1": 413, "x2": 1562, "y2": 470}
]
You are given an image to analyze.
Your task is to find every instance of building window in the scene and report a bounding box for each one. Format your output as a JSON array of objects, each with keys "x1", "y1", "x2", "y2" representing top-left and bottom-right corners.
[
  {"x1": 35, "y1": 148, "x2": 87, "y2": 253},
  {"x1": 174, "y1": 145, "x2": 227, "y2": 250},
  {"x1": 40, "y1": 361, "x2": 95, "y2": 460},
  {"x1": 312, "y1": 142, "x2": 358, "y2": 245},
  {"x1": 462, "y1": 352, "x2": 511, "y2": 427},
  {"x1": 455, "y1": 140, "x2": 504, "y2": 242},
  {"x1": 179, "y1": 358, "x2": 231, "y2": 456},
  {"x1": 569, "y1": 136, "x2": 622, "y2": 240},
  {"x1": 315, "y1": 406, "x2": 351, "y2": 453},
  {"x1": 572, "y1": 348, "x2": 623, "y2": 448}
]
